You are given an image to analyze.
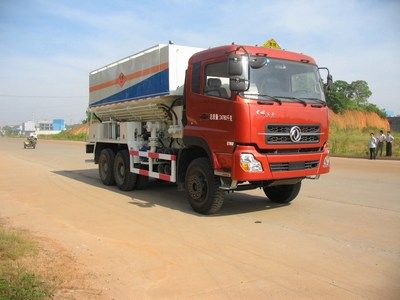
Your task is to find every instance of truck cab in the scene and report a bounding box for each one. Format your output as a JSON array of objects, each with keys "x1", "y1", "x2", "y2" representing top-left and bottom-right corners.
[{"x1": 181, "y1": 45, "x2": 331, "y2": 212}]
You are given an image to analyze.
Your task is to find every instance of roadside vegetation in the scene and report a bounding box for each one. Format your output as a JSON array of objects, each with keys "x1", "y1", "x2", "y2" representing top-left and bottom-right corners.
[
  {"x1": 329, "y1": 127, "x2": 399, "y2": 158},
  {"x1": 38, "y1": 130, "x2": 88, "y2": 141},
  {"x1": 326, "y1": 79, "x2": 398, "y2": 158},
  {"x1": 0, "y1": 224, "x2": 53, "y2": 299}
]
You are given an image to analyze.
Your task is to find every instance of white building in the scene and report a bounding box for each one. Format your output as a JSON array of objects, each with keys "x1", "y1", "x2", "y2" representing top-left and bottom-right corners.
[
  {"x1": 38, "y1": 120, "x2": 53, "y2": 131},
  {"x1": 23, "y1": 121, "x2": 36, "y2": 132}
]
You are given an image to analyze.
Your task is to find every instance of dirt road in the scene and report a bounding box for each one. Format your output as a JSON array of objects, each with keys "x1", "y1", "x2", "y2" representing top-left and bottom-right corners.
[{"x1": 0, "y1": 137, "x2": 399, "y2": 299}]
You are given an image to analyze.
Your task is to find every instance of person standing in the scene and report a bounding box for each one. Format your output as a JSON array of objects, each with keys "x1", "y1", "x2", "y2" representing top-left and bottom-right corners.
[
  {"x1": 386, "y1": 131, "x2": 394, "y2": 157},
  {"x1": 376, "y1": 130, "x2": 386, "y2": 157},
  {"x1": 369, "y1": 133, "x2": 377, "y2": 160}
]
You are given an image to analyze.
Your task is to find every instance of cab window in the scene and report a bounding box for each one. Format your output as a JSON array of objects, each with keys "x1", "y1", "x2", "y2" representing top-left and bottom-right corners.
[
  {"x1": 203, "y1": 61, "x2": 231, "y2": 99},
  {"x1": 191, "y1": 62, "x2": 201, "y2": 94}
]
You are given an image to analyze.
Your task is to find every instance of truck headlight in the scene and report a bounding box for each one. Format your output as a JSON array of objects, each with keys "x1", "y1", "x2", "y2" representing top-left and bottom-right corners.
[{"x1": 240, "y1": 153, "x2": 263, "y2": 172}]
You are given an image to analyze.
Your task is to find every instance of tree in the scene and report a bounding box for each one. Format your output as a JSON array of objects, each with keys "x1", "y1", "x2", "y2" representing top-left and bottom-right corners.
[
  {"x1": 326, "y1": 87, "x2": 348, "y2": 113},
  {"x1": 332, "y1": 80, "x2": 352, "y2": 98},
  {"x1": 349, "y1": 80, "x2": 372, "y2": 105},
  {"x1": 326, "y1": 79, "x2": 386, "y2": 118},
  {"x1": 327, "y1": 79, "x2": 372, "y2": 113},
  {"x1": 326, "y1": 80, "x2": 356, "y2": 113}
]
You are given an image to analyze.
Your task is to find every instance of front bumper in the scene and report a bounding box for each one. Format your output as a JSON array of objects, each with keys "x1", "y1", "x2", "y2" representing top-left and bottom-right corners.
[{"x1": 231, "y1": 145, "x2": 330, "y2": 182}]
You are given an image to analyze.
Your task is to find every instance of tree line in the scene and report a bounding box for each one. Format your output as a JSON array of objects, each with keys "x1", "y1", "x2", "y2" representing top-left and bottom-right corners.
[{"x1": 326, "y1": 80, "x2": 387, "y2": 118}]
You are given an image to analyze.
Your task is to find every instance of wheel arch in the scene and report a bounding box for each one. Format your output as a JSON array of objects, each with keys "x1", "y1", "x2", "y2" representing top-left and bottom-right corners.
[
  {"x1": 177, "y1": 146, "x2": 210, "y2": 186},
  {"x1": 178, "y1": 136, "x2": 218, "y2": 185},
  {"x1": 94, "y1": 142, "x2": 129, "y2": 164}
]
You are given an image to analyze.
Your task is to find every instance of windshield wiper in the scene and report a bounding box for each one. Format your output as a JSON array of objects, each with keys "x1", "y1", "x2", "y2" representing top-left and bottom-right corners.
[
  {"x1": 274, "y1": 96, "x2": 307, "y2": 106},
  {"x1": 244, "y1": 93, "x2": 282, "y2": 105},
  {"x1": 300, "y1": 97, "x2": 327, "y2": 106}
]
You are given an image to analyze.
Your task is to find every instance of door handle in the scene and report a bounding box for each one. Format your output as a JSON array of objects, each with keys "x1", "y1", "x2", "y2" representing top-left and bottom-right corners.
[{"x1": 199, "y1": 113, "x2": 209, "y2": 120}]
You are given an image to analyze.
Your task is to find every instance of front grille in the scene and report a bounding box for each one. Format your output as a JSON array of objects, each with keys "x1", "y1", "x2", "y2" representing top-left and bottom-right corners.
[
  {"x1": 266, "y1": 124, "x2": 321, "y2": 144},
  {"x1": 263, "y1": 147, "x2": 322, "y2": 155},
  {"x1": 267, "y1": 135, "x2": 319, "y2": 144},
  {"x1": 270, "y1": 160, "x2": 319, "y2": 172},
  {"x1": 268, "y1": 125, "x2": 319, "y2": 134}
]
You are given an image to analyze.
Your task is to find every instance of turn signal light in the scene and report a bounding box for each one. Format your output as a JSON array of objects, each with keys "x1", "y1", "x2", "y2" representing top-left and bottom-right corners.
[{"x1": 240, "y1": 153, "x2": 263, "y2": 172}]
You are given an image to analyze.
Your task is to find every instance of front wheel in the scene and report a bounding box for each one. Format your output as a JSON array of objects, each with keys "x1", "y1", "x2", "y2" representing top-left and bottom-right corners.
[
  {"x1": 184, "y1": 157, "x2": 224, "y2": 215},
  {"x1": 263, "y1": 181, "x2": 301, "y2": 204}
]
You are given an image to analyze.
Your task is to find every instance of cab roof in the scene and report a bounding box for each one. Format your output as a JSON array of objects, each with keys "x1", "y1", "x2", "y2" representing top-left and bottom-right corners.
[{"x1": 189, "y1": 44, "x2": 316, "y2": 65}]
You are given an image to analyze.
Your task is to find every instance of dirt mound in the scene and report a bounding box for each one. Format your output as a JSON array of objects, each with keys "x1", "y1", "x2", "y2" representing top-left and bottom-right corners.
[
  {"x1": 68, "y1": 123, "x2": 89, "y2": 135},
  {"x1": 329, "y1": 110, "x2": 389, "y2": 130}
]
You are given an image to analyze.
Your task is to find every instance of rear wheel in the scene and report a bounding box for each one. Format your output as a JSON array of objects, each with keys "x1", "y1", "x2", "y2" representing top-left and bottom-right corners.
[
  {"x1": 135, "y1": 171, "x2": 149, "y2": 189},
  {"x1": 184, "y1": 157, "x2": 224, "y2": 215},
  {"x1": 98, "y1": 148, "x2": 115, "y2": 186},
  {"x1": 263, "y1": 181, "x2": 301, "y2": 203},
  {"x1": 114, "y1": 150, "x2": 137, "y2": 191}
]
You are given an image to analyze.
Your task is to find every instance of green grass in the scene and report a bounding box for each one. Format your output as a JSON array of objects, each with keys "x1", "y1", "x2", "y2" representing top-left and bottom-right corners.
[
  {"x1": 329, "y1": 127, "x2": 400, "y2": 158},
  {"x1": 0, "y1": 226, "x2": 53, "y2": 300},
  {"x1": 38, "y1": 131, "x2": 87, "y2": 141},
  {"x1": 0, "y1": 228, "x2": 36, "y2": 260}
]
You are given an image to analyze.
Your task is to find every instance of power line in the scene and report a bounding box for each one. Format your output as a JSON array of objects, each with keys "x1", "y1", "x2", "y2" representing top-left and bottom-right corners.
[{"x1": 0, "y1": 94, "x2": 86, "y2": 98}]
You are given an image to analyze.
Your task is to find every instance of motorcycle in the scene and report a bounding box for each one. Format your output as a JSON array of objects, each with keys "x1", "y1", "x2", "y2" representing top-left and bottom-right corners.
[{"x1": 24, "y1": 136, "x2": 37, "y2": 149}]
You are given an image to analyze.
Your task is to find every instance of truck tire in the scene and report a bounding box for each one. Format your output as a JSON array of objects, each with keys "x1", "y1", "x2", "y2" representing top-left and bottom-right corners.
[
  {"x1": 263, "y1": 182, "x2": 301, "y2": 204},
  {"x1": 114, "y1": 150, "x2": 137, "y2": 191},
  {"x1": 98, "y1": 148, "x2": 116, "y2": 186},
  {"x1": 184, "y1": 157, "x2": 224, "y2": 214},
  {"x1": 135, "y1": 172, "x2": 148, "y2": 190}
]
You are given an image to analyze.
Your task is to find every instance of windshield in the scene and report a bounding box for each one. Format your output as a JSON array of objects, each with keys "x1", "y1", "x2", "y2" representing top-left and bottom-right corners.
[{"x1": 243, "y1": 57, "x2": 325, "y2": 103}]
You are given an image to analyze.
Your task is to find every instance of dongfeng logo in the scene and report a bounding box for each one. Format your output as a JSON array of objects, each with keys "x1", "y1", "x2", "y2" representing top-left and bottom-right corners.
[{"x1": 289, "y1": 126, "x2": 302, "y2": 142}]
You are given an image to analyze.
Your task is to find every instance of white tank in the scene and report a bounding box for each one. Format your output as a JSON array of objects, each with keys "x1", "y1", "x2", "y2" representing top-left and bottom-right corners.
[{"x1": 89, "y1": 44, "x2": 204, "y2": 122}]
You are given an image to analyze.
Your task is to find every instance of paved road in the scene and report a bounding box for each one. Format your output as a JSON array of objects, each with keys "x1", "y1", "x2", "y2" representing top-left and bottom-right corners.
[{"x1": 0, "y1": 137, "x2": 399, "y2": 299}]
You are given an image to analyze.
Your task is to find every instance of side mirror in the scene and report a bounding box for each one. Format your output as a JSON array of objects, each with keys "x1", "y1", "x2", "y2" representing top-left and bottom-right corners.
[
  {"x1": 327, "y1": 74, "x2": 333, "y2": 90},
  {"x1": 318, "y1": 67, "x2": 333, "y2": 92},
  {"x1": 228, "y1": 54, "x2": 249, "y2": 92},
  {"x1": 228, "y1": 54, "x2": 243, "y2": 76},
  {"x1": 230, "y1": 77, "x2": 247, "y2": 91},
  {"x1": 250, "y1": 56, "x2": 268, "y2": 69}
]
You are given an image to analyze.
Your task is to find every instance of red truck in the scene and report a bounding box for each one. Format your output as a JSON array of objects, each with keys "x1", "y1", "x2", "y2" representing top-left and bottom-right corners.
[{"x1": 87, "y1": 43, "x2": 332, "y2": 214}]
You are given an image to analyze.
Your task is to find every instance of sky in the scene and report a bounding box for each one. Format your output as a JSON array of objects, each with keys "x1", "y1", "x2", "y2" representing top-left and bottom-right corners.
[{"x1": 0, "y1": 0, "x2": 399, "y2": 126}]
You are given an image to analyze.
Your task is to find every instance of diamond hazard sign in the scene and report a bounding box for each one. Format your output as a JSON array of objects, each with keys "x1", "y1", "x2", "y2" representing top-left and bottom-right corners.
[{"x1": 117, "y1": 72, "x2": 127, "y2": 87}]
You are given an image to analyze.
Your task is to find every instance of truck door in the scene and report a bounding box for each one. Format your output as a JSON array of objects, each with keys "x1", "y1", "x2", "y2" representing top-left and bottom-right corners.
[{"x1": 184, "y1": 59, "x2": 235, "y2": 166}]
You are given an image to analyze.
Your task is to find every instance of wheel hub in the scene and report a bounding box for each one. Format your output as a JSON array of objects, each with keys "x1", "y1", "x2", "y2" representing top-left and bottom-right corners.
[
  {"x1": 101, "y1": 158, "x2": 108, "y2": 173},
  {"x1": 118, "y1": 163, "x2": 125, "y2": 177},
  {"x1": 188, "y1": 175, "x2": 205, "y2": 200}
]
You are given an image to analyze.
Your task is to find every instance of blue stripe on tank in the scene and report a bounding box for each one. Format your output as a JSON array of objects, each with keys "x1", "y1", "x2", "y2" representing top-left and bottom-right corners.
[{"x1": 90, "y1": 69, "x2": 169, "y2": 107}]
